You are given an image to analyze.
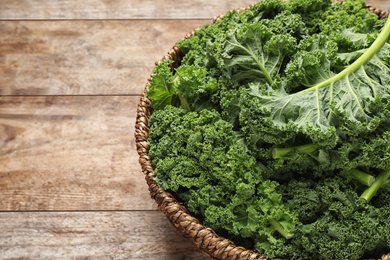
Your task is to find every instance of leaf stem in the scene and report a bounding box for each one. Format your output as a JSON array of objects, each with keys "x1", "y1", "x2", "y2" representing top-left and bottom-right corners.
[
  {"x1": 226, "y1": 39, "x2": 274, "y2": 85},
  {"x1": 360, "y1": 168, "x2": 390, "y2": 202},
  {"x1": 179, "y1": 95, "x2": 192, "y2": 112},
  {"x1": 272, "y1": 143, "x2": 319, "y2": 159},
  {"x1": 348, "y1": 168, "x2": 375, "y2": 187},
  {"x1": 300, "y1": 17, "x2": 390, "y2": 93},
  {"x1": 269, "y1": 218, "x2": 294, "y2": 239},
  {"x1": 173, "y1": 76, "x2": 192, "y2": 112}
]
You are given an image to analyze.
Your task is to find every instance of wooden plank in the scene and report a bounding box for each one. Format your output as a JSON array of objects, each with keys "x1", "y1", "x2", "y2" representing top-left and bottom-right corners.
[
  {"x1": 367, "y1": 0, "x2": 390, "y2": 10},
  {"x1": 0, "y1": 20, "x2": 208, "y2": 96},
  {"x1": 0, "y1": 0, "x2": 257, "y2": 20},
  {"x1": 0, "y1": 95, "x2": 156, "y2": 211},
  {"x1": 365, "y1": 0, "x2": 390, "y2": 12},
  {"x1": 0, "y1": 211, "x2": 211, "y2": 259},
  {"x1": 0, "y1": 0, "x2": 387, "y2": 20},
  {"x1": 1, "y1": 3, "x2": 390, "y2": 96}
]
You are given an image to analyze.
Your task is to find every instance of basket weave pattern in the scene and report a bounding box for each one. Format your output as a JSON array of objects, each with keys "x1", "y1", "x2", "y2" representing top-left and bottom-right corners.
[{"x1": 135, "y1": 3, "x2": 390, "y2": 260}]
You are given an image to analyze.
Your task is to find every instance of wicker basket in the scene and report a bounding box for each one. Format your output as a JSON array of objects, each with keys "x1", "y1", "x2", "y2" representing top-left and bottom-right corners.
[{"x1": 135, "y1": 2, "x2": 390, "y2": 260}]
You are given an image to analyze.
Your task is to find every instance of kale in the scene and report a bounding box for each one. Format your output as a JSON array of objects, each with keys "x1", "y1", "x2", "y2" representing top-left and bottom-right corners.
[
  {"x1": 146, "y1": 0, "x2": 390, "y2": 259},
  {"x1": 279, "y1": 177, "x2": 390, "y2": 260},
  {"x1": 149, "y1": 106, "x2": 297, "y2": 245}
]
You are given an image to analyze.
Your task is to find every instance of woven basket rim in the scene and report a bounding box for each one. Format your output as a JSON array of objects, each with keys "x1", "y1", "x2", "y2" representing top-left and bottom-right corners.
[{"x1": 135, "y1": 2, "x2": 390, "y2": 260}]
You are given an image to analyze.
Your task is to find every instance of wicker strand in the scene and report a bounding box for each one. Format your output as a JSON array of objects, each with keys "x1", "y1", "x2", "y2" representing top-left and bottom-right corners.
[
  {"x1": 135, "y1": 2, "x2": 390, "y2": 259},
  {"x1": 135, "y1": 83, "x2": 265, "y2": 259},
  {"x1": 367, "y1": 5, "x2": 389, "y2": 19}
]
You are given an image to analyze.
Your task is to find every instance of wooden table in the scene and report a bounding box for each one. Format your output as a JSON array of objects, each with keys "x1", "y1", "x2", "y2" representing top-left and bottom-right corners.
[{"x1": 0, "y1": 1, "x2": 389, "y2": 259}]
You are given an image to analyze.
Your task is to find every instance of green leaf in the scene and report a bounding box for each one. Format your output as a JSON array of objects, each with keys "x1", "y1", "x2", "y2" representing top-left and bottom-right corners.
[
  {"x1": 222, "y1": 22, "x2": 297, "y2": 86},
  {"x1": 147, "y1": 60, "x2": 219, "y2": 111},
  {"x1": 147, "y1": 60, "x2": 181, "y2": 110},
  {"x1": 249, "y1": 18, "x2": 390, "y2": 140}
]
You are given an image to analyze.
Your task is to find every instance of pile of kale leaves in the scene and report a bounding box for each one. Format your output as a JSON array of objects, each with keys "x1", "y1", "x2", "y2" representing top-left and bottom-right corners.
[{"x1": 146, "y1": 0, "x2": 390, "y2": 259}]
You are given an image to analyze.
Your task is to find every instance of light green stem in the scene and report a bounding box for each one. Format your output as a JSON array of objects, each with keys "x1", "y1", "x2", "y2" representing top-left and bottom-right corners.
[
  {"x1": 226, "y1": 40, "x2": 274, "y2": 85},
  {"x1": 179, "y1": 95, "x2": 191, "y2": 112},
  {"x1": 272, "y1": 143, "x2": 319, "y2": 159},
  {"x1": 300, "y1": 17, "x2": 390, "y2": 93},
  {"x1": 173, "y1": 76, "x2": 192, "y2": 112},
  {"x1": 361, "y1": 168, "x2": 390, "y2": 202},
  {"x1": 349, "y1": 168, "x2": 375, "y2": 187},
  {"x1": 269, "y1": 218, "x2": 294, "y2": 239}
]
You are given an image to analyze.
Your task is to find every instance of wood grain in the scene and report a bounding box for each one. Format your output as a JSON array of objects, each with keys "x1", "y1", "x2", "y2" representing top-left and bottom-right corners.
[
  {"x1": 0, "y1": 211, "x2": 211, "y2": 260},
  {"x1": 366, "y1": 0, "x2": 390, "y2": 9},
  {"x1": 0, "y1": 20, "x2": 207, "y2": 96},
  {"x1": 1, "y1": 2, "x2": 389, "y2": 96},
  {"x1": 0, "y1": 0, "x2": 387, "y2": 20},
  {"x1": 0, "y1": 95, "x2": 156, "y2": 211},
  {"x1": 1, "y1": 0, "x2": 390, "y2": 258},
  {"x1": 0, "y1": 0, "x2": 257, "y2": 20}
]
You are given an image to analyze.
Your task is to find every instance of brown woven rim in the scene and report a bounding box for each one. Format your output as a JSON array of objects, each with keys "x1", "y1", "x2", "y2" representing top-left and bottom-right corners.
[{"x1": 135, "y1": 2, "x2": 390, "y2": 260}]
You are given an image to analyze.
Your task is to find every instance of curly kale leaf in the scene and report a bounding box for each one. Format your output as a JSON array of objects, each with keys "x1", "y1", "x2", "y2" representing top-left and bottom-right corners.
[
  {"x1": 147, "y1": 60, "x2": 218, "y2": 111},
  {"x1": 146, "y1": 60, "x2": 181, "y2": 110},
  {"x1": 273, "y1": 177, "x2": 390, "y2": 260},
  {"x1": 148, "y1": 106, "x2": 298, "y2": 248},
  {"x1": 221, "y1": 14, "x2": 300, "y2": 87},
  {"x1": 146, "y1": 0, "x2": 390, "y2": 259},
  {"x1": 247, "y1": 18, "x2": 390, "y2": 144}
]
